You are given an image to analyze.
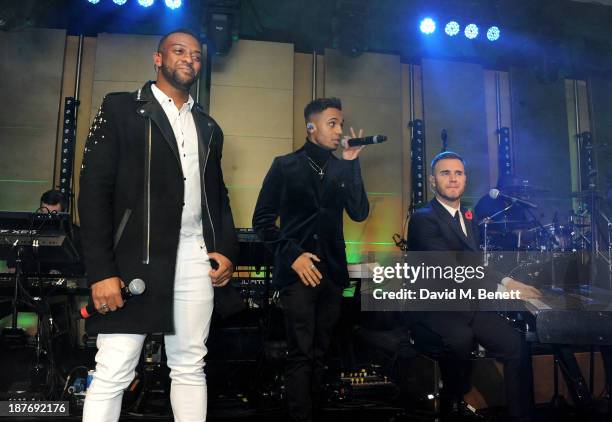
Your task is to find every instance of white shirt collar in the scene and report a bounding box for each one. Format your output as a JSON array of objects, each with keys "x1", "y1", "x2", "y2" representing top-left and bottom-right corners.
[
  {"x1": 151, "y1": 83, "x2": 194, "y2": 111},
  {"x1": 436, "y1": 197, "x2": 461, "y2": 217}
]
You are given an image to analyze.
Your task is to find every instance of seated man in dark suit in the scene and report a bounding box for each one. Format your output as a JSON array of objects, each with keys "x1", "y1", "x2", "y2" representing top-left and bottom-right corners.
[{"x1": 407, "y1": 151, "x2": 540, "y2": 422}]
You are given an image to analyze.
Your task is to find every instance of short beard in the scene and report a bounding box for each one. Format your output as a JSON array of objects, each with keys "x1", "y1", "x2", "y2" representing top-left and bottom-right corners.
[
  {"x1": 160, "y1": 64, "x2": 196, "y2": 91},
  {"x1": 436, "y1": 189, "x2": 463, "y2": 203}
]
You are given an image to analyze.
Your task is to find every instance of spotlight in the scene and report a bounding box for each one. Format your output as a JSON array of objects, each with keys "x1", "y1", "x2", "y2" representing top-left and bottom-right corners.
[
  {"x1": 419, "y1": 18, "x2": 436, "y2": 35},
  {"x1": 87, "y1": 0, "x2": 100, "y2": 4},
  {"x1": 444, "y1": 21, "x2": 460, "y2": 36},
  {"x1": 165, "y1": 0, "x2": 182, "y2": 9},
  {"x1": 464, "y1": 23, "x2": 479, "y2": 39},
  {"x1": 138, "y1": 0, "x2": 155, "y2": 6},
  {"x1": 112, "y1": 0, "x2": 127, "y2": 5},
  {"x1": 487, "y1": 26, "x2": 500, "y2": 41}
]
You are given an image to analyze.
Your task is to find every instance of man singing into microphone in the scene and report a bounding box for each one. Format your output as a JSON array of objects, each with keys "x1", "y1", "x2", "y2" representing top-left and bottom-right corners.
[
  {"x1": 78, "y1": 29, "x2": 238, "y2": 421},
  {"x1": 253, "y1": 97, "x2": 369, "y2": 422}
]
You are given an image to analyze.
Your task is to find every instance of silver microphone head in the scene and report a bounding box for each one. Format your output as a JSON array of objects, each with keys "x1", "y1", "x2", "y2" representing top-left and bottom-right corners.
[
  {"x1": 489, "y1": 188, "x2": 500, "y2": 199},
  {"x1": 128, "y1": 278, "x2": 146, "y2": 295}
]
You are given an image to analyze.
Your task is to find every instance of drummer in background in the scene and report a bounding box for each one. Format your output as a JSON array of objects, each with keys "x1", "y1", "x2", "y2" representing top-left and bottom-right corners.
[{"x1": 475, "y1": 174, "x2": 531, "y2": 250}]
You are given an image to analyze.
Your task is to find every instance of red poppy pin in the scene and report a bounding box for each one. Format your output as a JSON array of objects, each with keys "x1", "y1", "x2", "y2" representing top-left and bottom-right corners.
[{"x1": 464, "y1": 210, "x2": 473, "y2": 221}]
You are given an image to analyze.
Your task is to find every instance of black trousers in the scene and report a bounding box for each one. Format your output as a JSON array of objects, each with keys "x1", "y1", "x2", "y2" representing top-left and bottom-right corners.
[
  {"x1": 280, "y1": 277, "x2": 343, "y2": 422},
  {"x1": 413, "y1": 312, "x2": 534, "y2": 421}
]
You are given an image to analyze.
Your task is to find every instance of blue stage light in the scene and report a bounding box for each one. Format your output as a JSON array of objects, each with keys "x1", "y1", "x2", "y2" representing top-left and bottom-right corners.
[
  {"x1": 419, "y1": 18, "x2": 436, "y2": 35},
  {"x1": 464, "y1": 23, "x2": 479, "y2": 39},
  {"x1": 165, "y1": 0, "x2": 182, "y2": 9},
  {"x1": 87, "y1": 0, "x2": 100, "y2": 4},
  {"x1": 444, "y1": 21, "x2": 460, "y2": 36},
  {"x1": 113, "y1": 0, "x2": 128, "y2": 5},
  {"x1": 487, "y1": 26, "x2": 500, "y2": 41},
  {"x1": 138, "y1": 0, "x2": 155, "y2": 6}
]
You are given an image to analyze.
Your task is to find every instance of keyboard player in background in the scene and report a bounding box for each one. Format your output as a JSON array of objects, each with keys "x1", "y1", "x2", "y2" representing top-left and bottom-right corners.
[
  {"x1": 2, "y1": 190, "x2": 83, "y2": 275},
  {"x1": 40, "y1": 189, "x2": 83, "y2": 274}
]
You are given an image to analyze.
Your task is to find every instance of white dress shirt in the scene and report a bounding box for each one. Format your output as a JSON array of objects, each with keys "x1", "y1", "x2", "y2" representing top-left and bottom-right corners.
[
  {"x1": 435, "y1": 197, "x2": 510, "y2": 288},
  {"x1": 151, "y1": 84, "x2": 204, "y2": 241},
  {"x1": 436, "y1": 197, "x2": 467, "y2": 236}
]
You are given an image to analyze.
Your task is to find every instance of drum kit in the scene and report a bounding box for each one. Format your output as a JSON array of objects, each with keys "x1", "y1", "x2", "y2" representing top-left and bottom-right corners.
[
  {"x1": 482, "y1": 184, "x2": 584, "y2": 252},
  {"x1": 479, "y1": 183, "x2": 602, "y2": 279}
]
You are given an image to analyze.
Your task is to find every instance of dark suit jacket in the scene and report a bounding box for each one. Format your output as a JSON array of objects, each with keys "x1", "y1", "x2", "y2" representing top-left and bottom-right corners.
[
  {"x1": 78, "y1": 81, "x2": 238, "y2": 334},
  {"x1": 408, "y1": 198, "x2": 479, "y2": 252},
  {"x1": 252, "y1": 144, "x2": 369, "y2": 288},
  {"x1": 408, "y1": 198, "x2": 498, "y2": 294}
]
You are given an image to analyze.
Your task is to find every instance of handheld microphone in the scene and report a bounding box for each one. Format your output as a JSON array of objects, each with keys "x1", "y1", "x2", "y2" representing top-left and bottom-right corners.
[
  {"x1": 341, "y1": 135, "x2": 387, "y2": 148},
  {"x1": 489, "y1": 188, "x2": 538, "y2": 209},
  {"x1": 78, "y1": 278, "x2": 146, "y2": 319}
]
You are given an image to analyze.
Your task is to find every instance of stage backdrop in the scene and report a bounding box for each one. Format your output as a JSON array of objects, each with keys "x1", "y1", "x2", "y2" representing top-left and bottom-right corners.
[
  {"x1": 421, "y1": 58, "x2": 490, "y2": 208},
  {"x1": 510, "y1": 67, "x2": 573, "y2": 221},
  {"x1": 0, "y1": 29, "x2": 66, "y2": 211},
  {"x1": 590, "y1": 77, "x2": 612, "y2": 195},
  {"x1": 324, "y1": 49, "x2": 404, "y2": 262},
  {"x1": 209, "y1": 40, "x2": 294, "y2": 228}
]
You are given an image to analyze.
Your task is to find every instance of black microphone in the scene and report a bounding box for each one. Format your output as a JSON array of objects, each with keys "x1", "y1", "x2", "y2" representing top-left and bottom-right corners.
[
  {"x1": 78, "y1": 278, "x2": 146, "y2": 319},
  {"x1": 341, "y1": 135, "x2": 387, "y2": 148},
  {"x1": 489, "y1": 188, "x2": 538, "y2": 209}
]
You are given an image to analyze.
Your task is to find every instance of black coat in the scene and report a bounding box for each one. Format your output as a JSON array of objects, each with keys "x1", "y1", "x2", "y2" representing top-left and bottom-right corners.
[
  {"x1": 408, "y1": 198, "x2": 479, "y2": 252},
  {"x1": 407, "y1": 198, "x2": 499, "y2": 297},
  {"x1": 78, "y1": 81, "x2": 238, "y2": 334},
  {"x1": 252, "y1": 144, "x2": 369, "y2": 288}
]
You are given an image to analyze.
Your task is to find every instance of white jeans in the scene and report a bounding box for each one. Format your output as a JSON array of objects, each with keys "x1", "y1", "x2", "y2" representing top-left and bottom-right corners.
[{"x1": 83, "y1": 236, "x2": 214, "y2": 422}]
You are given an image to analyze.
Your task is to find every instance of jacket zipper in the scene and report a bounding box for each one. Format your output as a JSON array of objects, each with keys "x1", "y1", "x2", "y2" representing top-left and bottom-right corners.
[
  {"x1": 143, "y1": 118, "x2": 151, "y2": 264},
  {"x1": 202, "y1": 127, "x2": 216, "y2": 250}
]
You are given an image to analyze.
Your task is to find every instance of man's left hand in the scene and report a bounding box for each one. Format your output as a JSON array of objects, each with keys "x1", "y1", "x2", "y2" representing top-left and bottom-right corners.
[
  {"x1": 208, "y1": 252, "x2": 234, "y2": 287},
  {"x1": 342, "y1": 127, "x2": 365, "y2": 161}
]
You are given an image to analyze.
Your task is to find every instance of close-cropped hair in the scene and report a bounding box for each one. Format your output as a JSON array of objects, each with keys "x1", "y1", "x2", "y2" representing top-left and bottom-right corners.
[
  {"x1": 157, "y1": 28, "x2": 201, "y2": 52},
  {"x1": 303, "y1": 97, "x2": 342, "y2": 122},
  {"x1": 430, "y1": 151, "x2": 466, "y2": 173},
  {"x1": 40, "y1": 189, "x2": 67, "y2": 211}
]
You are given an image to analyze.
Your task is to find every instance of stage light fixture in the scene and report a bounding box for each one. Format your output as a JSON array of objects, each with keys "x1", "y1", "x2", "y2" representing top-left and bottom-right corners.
[
  {"x1": 464, "y1": 23, "x2": 479, "y2": 39},
  {"x1": 113, "y1": 0, "x2": 128, "y2": 5},
  {"x1": 138, "y1": 0, "x2": 155, "y2": 6},
  {"x1": 165, "y1": 0, "x2": 182, "y2": 9},
  {"x1": 487, "y1": 26, "x2": 500, "y2": 41},
  {"x1": 444, "y1": 21, "x2": 460, "y2": 36},
  {"x1": 419, "y1": 18, "x2": 436, "y2": 35},
  {"x1": 87, "y1": 0, "x2": 100, "y2": 4}
]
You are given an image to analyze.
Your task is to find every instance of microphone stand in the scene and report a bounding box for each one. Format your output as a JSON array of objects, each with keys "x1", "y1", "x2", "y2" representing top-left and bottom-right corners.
[
  {"x1": 597, "y1": 209, "x2": 612, "y2": 289},
  {"x1": 479, "y1": 203, "x2": 516, "y2": 267}
]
